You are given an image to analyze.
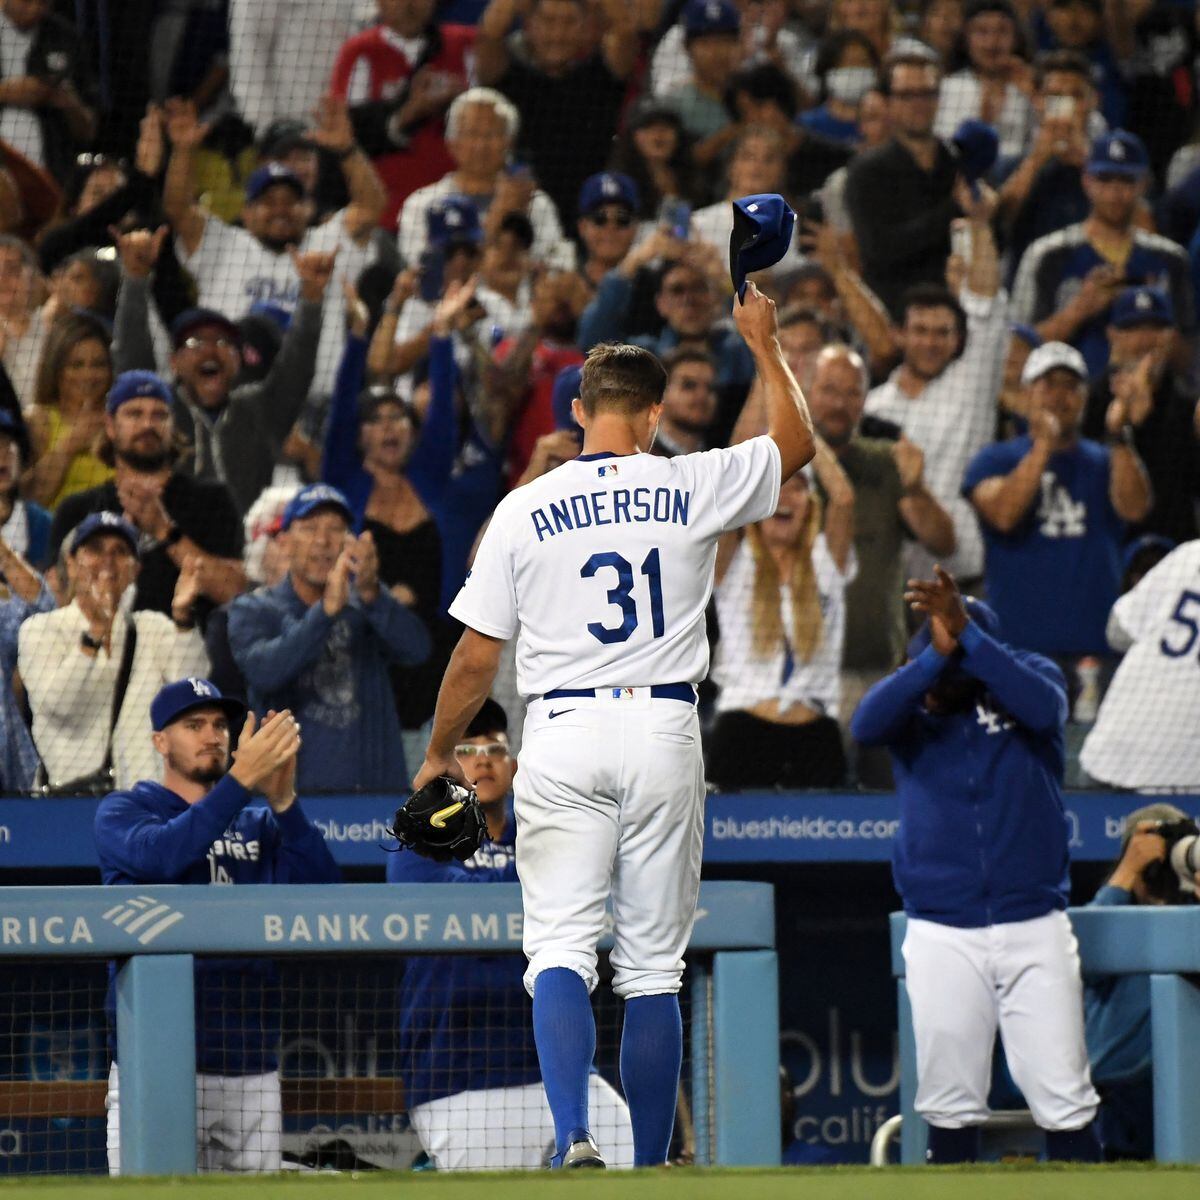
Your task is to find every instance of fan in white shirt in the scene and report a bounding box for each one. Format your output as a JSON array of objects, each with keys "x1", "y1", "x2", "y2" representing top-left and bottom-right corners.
[
  {"x1": 162, "y1": 96, "x2": 385, "y2": 396},
  {"x1": 708, "y1": 445, "x2": 856, "y2": 790}
]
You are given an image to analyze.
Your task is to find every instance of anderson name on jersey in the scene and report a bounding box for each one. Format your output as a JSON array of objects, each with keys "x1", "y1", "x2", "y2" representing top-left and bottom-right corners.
[{"x1": 449, "y1": 437, "x2": 782, "y2": 699}]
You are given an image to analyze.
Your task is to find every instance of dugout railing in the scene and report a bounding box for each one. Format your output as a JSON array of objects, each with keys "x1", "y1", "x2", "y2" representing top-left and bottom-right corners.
[
  {"x1": 890, "y1": 908, "x2": 1200, "y2": 1165},
  {"x1": 0, "y1": 881, "x2": 779, "y2": 1175}
]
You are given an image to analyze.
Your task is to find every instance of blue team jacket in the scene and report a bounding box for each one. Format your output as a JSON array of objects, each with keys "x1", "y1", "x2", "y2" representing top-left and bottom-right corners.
[
  {"x1": 850, "y1": 621, "x2": 1071, "y2": 928},
  {"x1": 386, "y1": 802, "x2": 543, "y2": 1108},
  {"x1": 94, "y1": 776, "x2": 340, "y2": 1074}
]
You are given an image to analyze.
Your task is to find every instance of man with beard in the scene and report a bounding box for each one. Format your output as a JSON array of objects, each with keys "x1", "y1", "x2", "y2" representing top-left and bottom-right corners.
[
  {"x1": 851, "y1": 568, "x2": 1101, "y2": 1163},
  {"x1": 94, "y1": 679, "x2": 339, "y2": 1172},
  {"x1": 1011, "y1": 130, "x2": 1195, "y2": 379},
  {"x1": 651, "y1": 349, "x2": 717, "y2": 458},
  {"x1": 863, "y1": 199, "x2": 1008, "y2": 585},
  {"x1": 48, "y1": 371, "x2": 247, "y2": 623},
  {"x1": 111, "y1": 225, "x2": 335, "y2": 515}
]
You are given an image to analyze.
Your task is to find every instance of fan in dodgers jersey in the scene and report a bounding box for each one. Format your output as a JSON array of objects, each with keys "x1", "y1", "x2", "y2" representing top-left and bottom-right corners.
[{"x1": 411, "y1": 223, "x2": 815, "y2": 1165}]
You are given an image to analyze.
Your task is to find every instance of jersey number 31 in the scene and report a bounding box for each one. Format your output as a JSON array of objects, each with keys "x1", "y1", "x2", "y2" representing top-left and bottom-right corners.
[{"x1": 581, "y1": 549, "x2": 665, "y2": 644}]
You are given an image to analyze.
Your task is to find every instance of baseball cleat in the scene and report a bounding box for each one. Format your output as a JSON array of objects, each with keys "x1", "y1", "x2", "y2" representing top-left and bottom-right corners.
[{"x1": 562, "y1": 1131, "x2": 605, "y2": 1169}]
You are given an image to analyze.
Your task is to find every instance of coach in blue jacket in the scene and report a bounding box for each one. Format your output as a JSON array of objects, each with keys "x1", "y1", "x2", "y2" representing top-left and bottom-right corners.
[
  {"x1": 851, "y1": 566, "x2": 1101, "y2": 1164},
  {"x1": 94, "y1": 677, "x2": 340, "y2": 1174}
]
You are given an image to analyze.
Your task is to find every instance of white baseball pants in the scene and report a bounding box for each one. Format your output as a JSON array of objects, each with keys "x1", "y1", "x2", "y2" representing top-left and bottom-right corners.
[
  {"x1": 515, "y1": 689, "x2": 706, "y2": 999},
  {"x1": 409, "y1": 1075, "x2": 634, "y2": 1170},
  {"x1": 106, "y1": 1063, "x2": 282, "y2": 1174},
  {"x1": 903, "y1": 911, "x2": 1100, "y2": 1131}
]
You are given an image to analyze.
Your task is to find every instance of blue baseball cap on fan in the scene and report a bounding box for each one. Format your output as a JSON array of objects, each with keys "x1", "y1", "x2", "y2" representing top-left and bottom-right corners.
[
  {"x1": 906, "y1": 597, "x2": 1001, "y2": 660},
  {"x1": 245, "y1": 163, "x2": 305, "y2": 202},
  {"x1": 1086, "y1": 130, "x2": 1149, "y2": 179},
  {"x1": 684, "y1": 0, "x2": 740, "y2": 39},
  {"x1": 280, "y1": 483, "x2": 354, "y2": 531},
  {"x1": 1109, "y1": 286, "x2": 1173, "y2": 329},
  {"x1": 427, "y1": 195, "x2": 482, "y2": 247},
  {"x1": 951, "y1": 119, "x2": 999, "y2": 189},
  {"x1": 729, "y1": 193, "x2": 795, "y2": 301},
  {"x1": 150, "y1": 677, "x2": 246, "y2": 732},
  {"x1": 551, "y1": 364, "x2": 584, "y2": 433},
  {"x1": 578, "y1": 172, "x2": 640, "y2": 218},
  {"x1": 106, "y1": 369, "x2": 174, "y2": 415},
  {"x1": 69, "y1": 511, "x2": 139, "y2": 557}
]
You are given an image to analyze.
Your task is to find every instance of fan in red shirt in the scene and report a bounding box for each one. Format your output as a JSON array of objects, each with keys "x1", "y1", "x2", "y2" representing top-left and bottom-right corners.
[{"x1": 329, "y1": 0, "x2": 475, "y2": 230}]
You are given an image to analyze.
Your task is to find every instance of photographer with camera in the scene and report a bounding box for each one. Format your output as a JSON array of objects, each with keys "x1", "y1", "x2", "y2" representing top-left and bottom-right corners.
[{"x1": 1085, "y1": 803, "x2": 1200, "y2": 1160}]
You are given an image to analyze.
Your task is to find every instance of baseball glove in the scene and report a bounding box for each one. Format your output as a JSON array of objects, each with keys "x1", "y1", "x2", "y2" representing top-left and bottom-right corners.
[{"x1": 389, "y1": 777, "x2": 486, "y2": 862}]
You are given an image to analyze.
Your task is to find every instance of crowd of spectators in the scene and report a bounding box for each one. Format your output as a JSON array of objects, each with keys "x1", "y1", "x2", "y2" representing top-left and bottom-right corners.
[{"x1": 0, "y1": 0, "x2": 1198, "y2": 795}]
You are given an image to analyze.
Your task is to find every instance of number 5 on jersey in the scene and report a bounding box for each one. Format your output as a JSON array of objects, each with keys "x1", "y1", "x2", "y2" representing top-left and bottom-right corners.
[{"x1": 581, "y1": 549, "x2": 665, "y2": 644}]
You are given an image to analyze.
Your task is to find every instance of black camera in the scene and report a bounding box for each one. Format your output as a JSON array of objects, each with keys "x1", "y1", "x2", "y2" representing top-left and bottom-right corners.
[{"x1": 1142, "y1": 818, "x2": 1200, "y2": 901}]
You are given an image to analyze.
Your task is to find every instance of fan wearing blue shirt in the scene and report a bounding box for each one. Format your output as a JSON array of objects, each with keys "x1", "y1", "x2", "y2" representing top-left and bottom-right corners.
[
  {"x1": 94, "y1": 678, "x2": 340, "y2": 1174},
  {"x1": 963, "y1": 341, "x2": 1151, "y2": 659},
  {"x1": 388, "y1": 699, "x2": 633, "y2": 1170}
]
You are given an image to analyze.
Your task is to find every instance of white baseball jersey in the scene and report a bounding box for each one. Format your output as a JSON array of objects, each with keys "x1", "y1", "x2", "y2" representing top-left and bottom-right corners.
[
  {"x1": 449, "y1": 437, "x2": 782, "y2": 698},
  {"x1": 178, "y1": 213, "x2": 376, "y2": 395},
  {"x1": 1081, "y1": 540, "x2": 1200, "y2": 790}
]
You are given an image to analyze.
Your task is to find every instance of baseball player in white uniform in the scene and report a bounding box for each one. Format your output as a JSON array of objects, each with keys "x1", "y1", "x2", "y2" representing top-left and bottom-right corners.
[
  {"x1": 1081, "y1": 538, "x2": 1200, "y2": 791},
  {"x1": 412, "y1": 283, "x2": 815, "y2": 1168}
]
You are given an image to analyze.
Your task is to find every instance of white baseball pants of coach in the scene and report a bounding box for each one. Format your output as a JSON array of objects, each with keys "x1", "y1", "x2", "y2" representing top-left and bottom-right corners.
[
  {"x1": 515, "y1": 689, "x2": 706, "y2": 999},
  {"x1": 903, "y1": 911, "x2": 1099, "y2": 1130},
  {"x1": 106, "y1": 1063, "x2": 282, "y2": 1174},
  {"x1": 410, "y1": 1075, "x2": 635, "y2": 1170}
]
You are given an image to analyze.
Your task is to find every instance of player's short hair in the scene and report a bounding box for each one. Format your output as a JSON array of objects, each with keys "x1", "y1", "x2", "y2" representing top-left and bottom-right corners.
[
  {"x1": 579, "y1": 343, "x2": 668, "y2": 417},
  {"x1": 446, "y1": 88, "x2": 520, "y2": 143},
  {"x1": 465, "y1": 698, "x2": 508, "y2": 739}
]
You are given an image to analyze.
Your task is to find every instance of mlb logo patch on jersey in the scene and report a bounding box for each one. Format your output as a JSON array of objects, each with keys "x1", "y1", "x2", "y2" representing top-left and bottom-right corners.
[
  {"x1": 598, "y1": 464, "x2": 619, "y2": 477},
  {"x1": 611, "y1": 687, "x2": 634, "y2": 699}
]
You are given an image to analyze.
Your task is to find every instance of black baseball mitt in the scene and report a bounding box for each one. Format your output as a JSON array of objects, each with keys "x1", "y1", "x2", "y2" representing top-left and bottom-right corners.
[{"x1": 389, "y1": 777, "x2": 486, "y2": 862}]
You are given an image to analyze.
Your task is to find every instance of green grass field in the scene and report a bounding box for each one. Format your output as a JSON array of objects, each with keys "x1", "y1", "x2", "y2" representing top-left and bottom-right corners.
[{"x1": 3, "y1": 1166, "x2": 1200, "y2": 1200}]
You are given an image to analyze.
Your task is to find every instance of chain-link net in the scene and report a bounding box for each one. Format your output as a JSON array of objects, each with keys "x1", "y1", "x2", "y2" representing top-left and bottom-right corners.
[{"x1": 0, "y1": 954, "x2": 696, "y2": 1174}]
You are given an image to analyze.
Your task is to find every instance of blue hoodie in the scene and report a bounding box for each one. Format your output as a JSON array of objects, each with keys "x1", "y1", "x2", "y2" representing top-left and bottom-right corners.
[
  {"x1": 851, "y1": 620, "x2": 1071, "y2": 928},
  {"x1": 94, "y1": 776, "x2": 340, "y2": 1074},
  {"x1": 385, "y1": 801, "x2": 542, "y2": 1108}
]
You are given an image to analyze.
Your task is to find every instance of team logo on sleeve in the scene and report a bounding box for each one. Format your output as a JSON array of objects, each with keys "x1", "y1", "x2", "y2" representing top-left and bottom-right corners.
[{"x1": 598, "y1": 464, "x2": 619, "y2": 477}]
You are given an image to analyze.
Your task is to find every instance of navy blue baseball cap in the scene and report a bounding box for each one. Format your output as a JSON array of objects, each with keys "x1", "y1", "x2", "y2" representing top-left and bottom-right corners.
[
  {"x1": 245, "y1": 163, "x2": 305, "y2": 203},
  {"x1": 684, "y1": 0, "x2": 740, "y2": 39},
  {"x1": 69, "y1": 511, "x2": 139, "y2": 557},
  {"x1": 170, "y1": 307, "x2": 243, "y2": 352},
  {"x1": 578, "y1": 172, "x2": 640, "y2": 218},
  {"x1": 1086, "y1": 130, "x2": 1149, "y2": 179},
  {"x1": 280, "y1": 482, "x2": 353, "y2": 531},
  {"x1": 1122, "y1": 533, "x2": 1174, "y2": 576},
  {"x1": 1110, "y1": 285, "x2": 1173, "y2": 329},
  {"x1": 551, "y1": 364, "x2": 584, "y2": 433},
  {"x1": 106, "y1": 369, "x2": 173, "y2": 415},
  {"x1": 427, "y1": 195, "x2": 482, "y2": 247},
  {"x1": 151, "y1": 677, "x2": 246, "y2": 732},
  {"x1": 906, "y1": 597, "x2": 1001, "y2": 660},
  {"x1": 729, "y1": 193, "x2": 795, "y2": 301},
  {"x1": 951, "y1": 118, "x2": 999, "y2": 186}
]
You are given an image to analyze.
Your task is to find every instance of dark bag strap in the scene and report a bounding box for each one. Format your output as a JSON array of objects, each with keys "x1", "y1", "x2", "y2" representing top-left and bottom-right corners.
[{"x1": 99, "y1": 618, "x2": 138, "y2": 773}]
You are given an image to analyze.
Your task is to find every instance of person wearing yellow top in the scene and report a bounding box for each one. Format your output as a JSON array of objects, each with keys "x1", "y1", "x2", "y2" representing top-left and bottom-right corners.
[{"x1": 23, "y1": 313, "x2": 114, "y2": 510}]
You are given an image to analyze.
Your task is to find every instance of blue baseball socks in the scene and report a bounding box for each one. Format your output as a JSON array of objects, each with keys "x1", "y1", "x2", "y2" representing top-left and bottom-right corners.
[
  {"x1": 532, "y1": 968, "x2": 595, "y2": 1162},
  {"x1": 621, "y1": 992, "x2": 682, "y2": 1166}
]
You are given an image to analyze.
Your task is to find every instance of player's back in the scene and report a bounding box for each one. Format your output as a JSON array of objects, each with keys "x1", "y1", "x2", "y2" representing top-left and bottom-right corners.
[{"x1": 451, "y1": 439, "x2": 781, "y2": 699}]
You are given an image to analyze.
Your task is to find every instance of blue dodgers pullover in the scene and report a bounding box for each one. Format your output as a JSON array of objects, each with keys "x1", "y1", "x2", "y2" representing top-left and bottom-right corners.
[
  {"x1": 94, "y1": 776, "x2": 340, "y2": 1074},
  {"x1": 850, "y1": 621, "x2": 1071, "y2": 928},
  {"x1": 226, "y1": 577, "x2": 431, "y2": 790},
  {"x1": 386, "y1": 802, "x2": 543, "y2": 1108}
]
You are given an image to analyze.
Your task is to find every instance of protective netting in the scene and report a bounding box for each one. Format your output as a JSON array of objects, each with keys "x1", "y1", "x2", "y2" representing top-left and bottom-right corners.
[
  {"x1": 0, "y1": 0, "x2": 1195, "y2": 795},
  {"x1": 0, "y1": 954, "x2": 693, "y2": 1174}
]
